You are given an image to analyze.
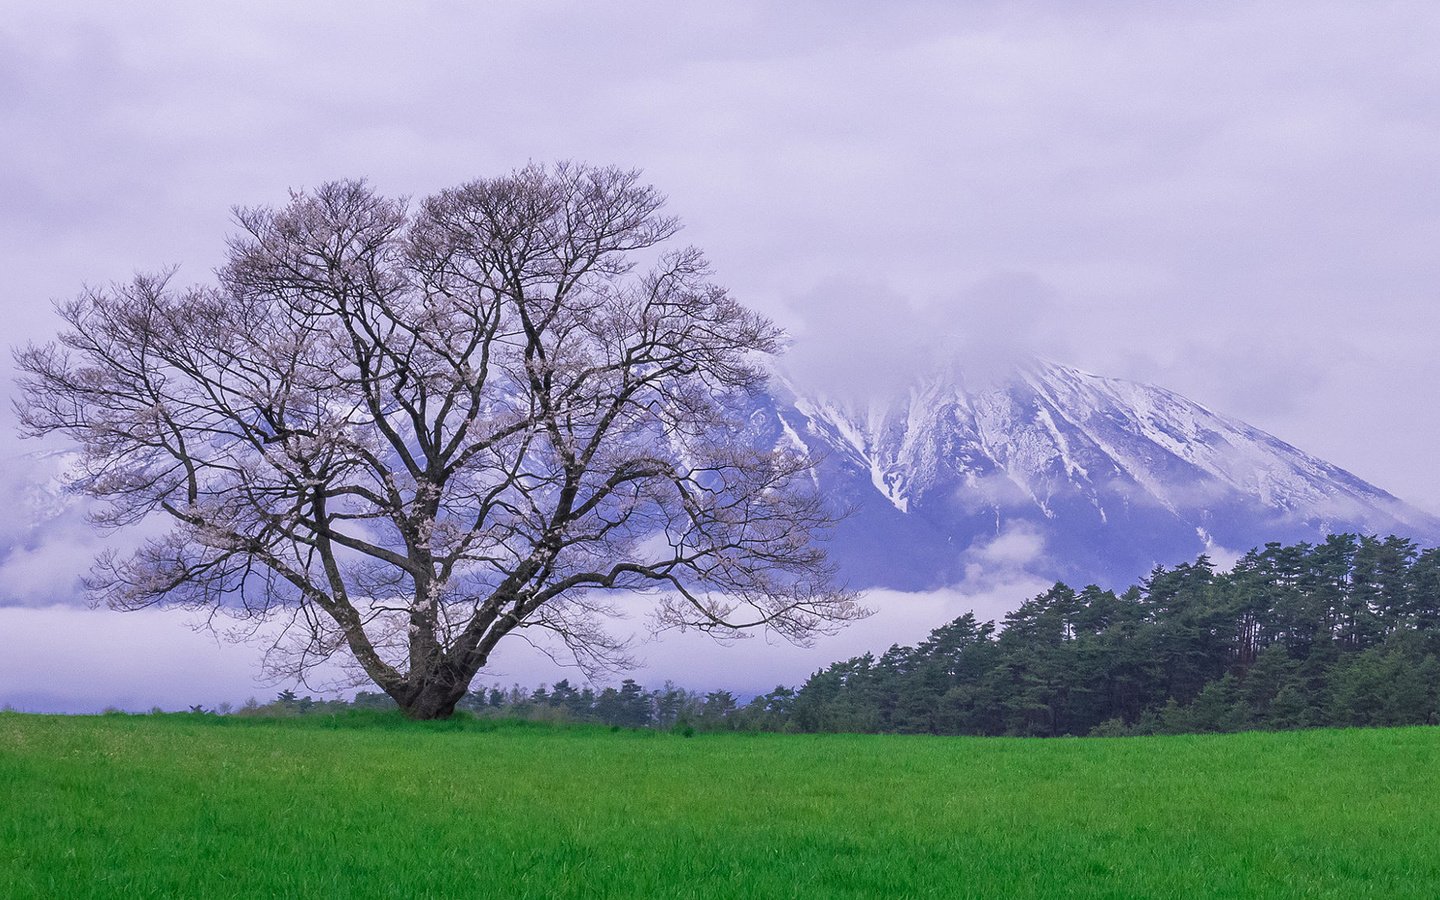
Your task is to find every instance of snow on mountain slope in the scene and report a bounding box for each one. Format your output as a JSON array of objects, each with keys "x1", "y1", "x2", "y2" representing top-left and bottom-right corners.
[{"x1": 757, "y1": 359, "x2": 1440, "y2": 590}]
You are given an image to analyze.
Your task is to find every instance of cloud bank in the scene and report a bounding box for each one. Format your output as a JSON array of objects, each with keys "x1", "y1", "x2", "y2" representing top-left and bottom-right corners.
[{"x1": 0, "y1": 577, "x2": 1053, "y2": 712}]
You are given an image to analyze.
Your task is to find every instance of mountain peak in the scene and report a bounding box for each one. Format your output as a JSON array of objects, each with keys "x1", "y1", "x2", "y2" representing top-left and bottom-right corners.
[{"x1": 762, "y1": 358, "x2": 1439, "y2": 589}]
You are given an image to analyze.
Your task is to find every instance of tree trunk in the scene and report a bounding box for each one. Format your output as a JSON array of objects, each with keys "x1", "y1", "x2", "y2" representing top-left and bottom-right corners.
[{"x1": 395, "y1": 678, "x2": 470, "y2": 720}]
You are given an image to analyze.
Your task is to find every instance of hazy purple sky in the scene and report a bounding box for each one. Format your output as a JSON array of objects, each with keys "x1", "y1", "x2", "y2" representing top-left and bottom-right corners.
[{"x1": 3, "y1": 2, "x2": 1439, "y2": 710}]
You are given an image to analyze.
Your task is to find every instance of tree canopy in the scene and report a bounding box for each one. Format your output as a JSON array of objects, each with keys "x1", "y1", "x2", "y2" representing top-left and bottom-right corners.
[{"x1": 16, "y1": 162, "x2": 860, "y2": 718}]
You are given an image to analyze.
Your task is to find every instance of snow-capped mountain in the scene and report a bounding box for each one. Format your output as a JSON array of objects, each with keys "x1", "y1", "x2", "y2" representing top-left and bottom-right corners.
[
  {"x1": 8, "y1": 361, "x2": 1435, "y2": 601},
  {"x1": 754, "y1": 359, "x2": 1440, "y2": 590}
]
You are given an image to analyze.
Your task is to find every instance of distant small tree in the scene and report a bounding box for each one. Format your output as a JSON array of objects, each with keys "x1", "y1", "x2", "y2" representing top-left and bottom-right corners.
[
  {"x1": 698, "y1": 689, "x2": 738, "y2": 730},
  {"x1": 16, "y1": 162, "x2": 861, "y2": 719},
  {"x1": 594, "y1": 686, "x2": 622, "y2": 725},
  {"x1": 549, "y1": 679, "x2": 585, "y2": 717},
  {"x1": 616, "y1": 678, "x2": 651, "y2": 728}
]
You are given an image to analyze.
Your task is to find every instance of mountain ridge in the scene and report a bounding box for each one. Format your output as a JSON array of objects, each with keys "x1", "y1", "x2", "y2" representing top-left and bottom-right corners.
[{"x1": 755, "y1": 358, "x2": 1440, "y2": 590}]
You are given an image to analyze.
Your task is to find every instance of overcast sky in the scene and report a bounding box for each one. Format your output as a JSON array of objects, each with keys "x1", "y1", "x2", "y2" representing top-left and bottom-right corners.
[{"x1": 3, "y1": 2, "x2": 1439, "y2": 710}]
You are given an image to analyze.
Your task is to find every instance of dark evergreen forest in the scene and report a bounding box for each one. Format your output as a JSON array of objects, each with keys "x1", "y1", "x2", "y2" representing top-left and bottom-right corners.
[
  {"x1": 247, "y1": 535, "x2": 1440, "y2": 737},
  {"x1": 786, "y1": 534, "x2": 1440, "y2": 736}
]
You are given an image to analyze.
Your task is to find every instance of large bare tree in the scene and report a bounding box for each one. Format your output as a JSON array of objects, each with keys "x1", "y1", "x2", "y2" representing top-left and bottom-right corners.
[{"x1": 16, "y1": 163, "x2": 861, "y2": 718}]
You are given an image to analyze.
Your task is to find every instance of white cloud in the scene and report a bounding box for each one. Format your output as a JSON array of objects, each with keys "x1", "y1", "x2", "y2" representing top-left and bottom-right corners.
[
  {"x1": 776, "y1": 272, "x2": 1071, "y2": 405},
  {"x1": 966, "y1": 522, "x2": 1048, "y2": 572},
  {"x1": 0, "y1": 576, "x2": 1057, "y2": 711}
]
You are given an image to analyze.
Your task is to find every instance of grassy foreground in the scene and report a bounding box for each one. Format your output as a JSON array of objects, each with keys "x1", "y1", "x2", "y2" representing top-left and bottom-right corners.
[{"x1": 3, "y1": 714, "x2": 1439, "y2": 898}]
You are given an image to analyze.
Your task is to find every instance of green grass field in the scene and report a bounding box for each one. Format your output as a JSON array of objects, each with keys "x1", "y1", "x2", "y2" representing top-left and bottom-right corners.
[{"x1": 3, "y1": 713, "x2": 1439, "y2": 898}]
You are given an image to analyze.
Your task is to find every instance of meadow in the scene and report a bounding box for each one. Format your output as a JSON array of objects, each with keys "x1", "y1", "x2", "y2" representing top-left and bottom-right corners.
[{"x1": 3, "y1": 713, "x2": 1438, "y2": 898}]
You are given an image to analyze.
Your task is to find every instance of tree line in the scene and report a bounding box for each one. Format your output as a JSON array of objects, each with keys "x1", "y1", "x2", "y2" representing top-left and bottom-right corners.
[
  {"x1": 238, "y1": 534, "x2": 1440, "y2": 737},
  {"x1": 788, "y1": 533, "x2": 1440, "y2": 736},
  {"x1": 221, "y1": 681, "x2": 792, "y2": 733}
]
